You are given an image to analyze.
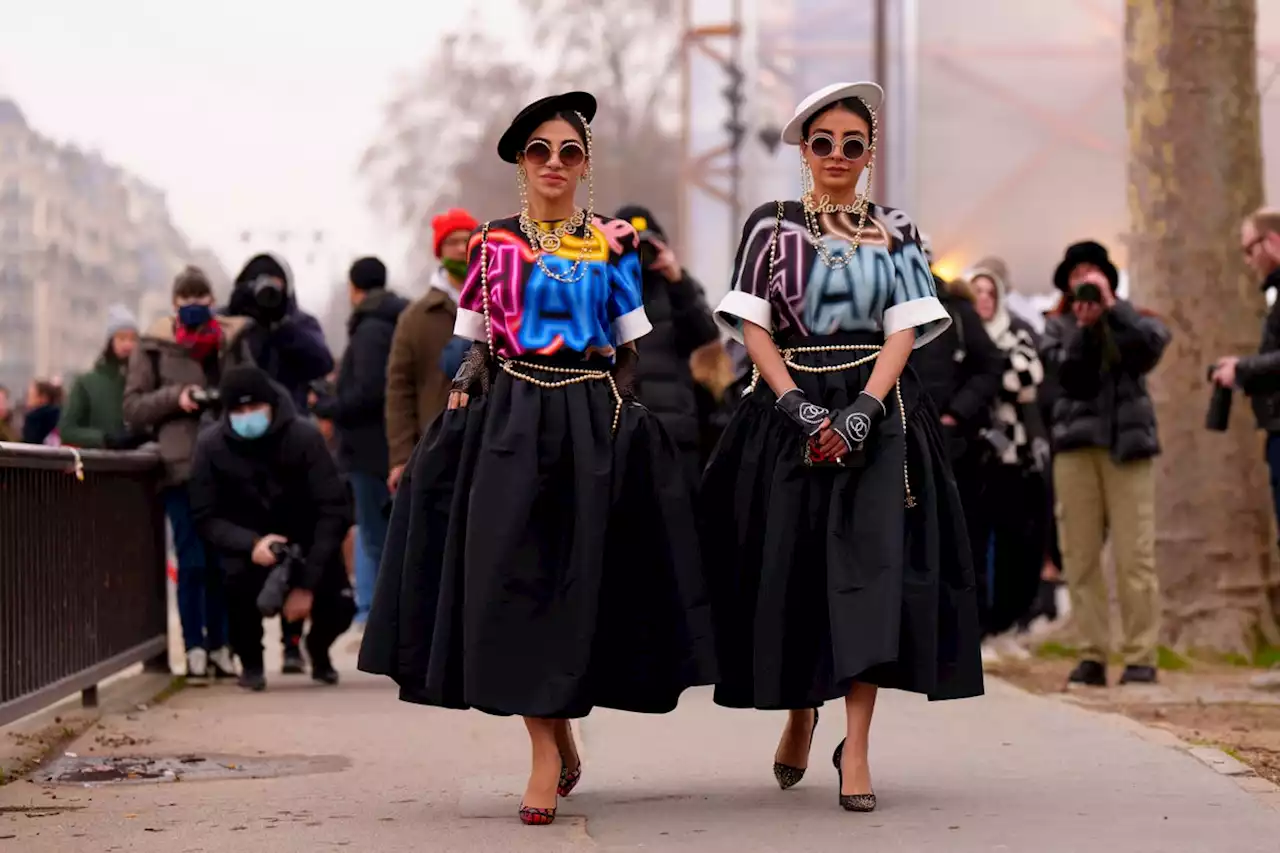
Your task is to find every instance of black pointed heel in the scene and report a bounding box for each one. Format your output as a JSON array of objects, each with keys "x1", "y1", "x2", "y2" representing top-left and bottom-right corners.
[
  {"x1": 773, "y1": 707, "x2": 820, "y2": 790},
  {"x1": 832, "y1": 738, "x2": 877, "y2": 812}
]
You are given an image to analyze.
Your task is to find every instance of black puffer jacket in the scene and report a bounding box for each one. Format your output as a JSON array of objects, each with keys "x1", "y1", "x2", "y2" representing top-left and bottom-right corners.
[
  {"x1": 189, "y1": 389, "x2": 350, "y2": 591},
  {"x1": 312, "y1": 288, "x2": 409, "y2": 477},
  {"x1": 1040, "y1": 300, "x2": 1170, "y2": 462},
  {"x1": 908, "y1": 277, "x2": 1004, "y2": 439},
  {"x1": 632, "y1": 268, "x2": 719, "y2": 452},
  {"x1": 1236, "y1": 269, "x2": 1280, "y2": 432}
]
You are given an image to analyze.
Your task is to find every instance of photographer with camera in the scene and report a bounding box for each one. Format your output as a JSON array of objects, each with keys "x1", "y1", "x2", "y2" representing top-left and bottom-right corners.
[
  {"x1": 190, "y1": 366, "x2": 355, "y2": 692},
  {"x1": 124, "y1": 267, "x2": 256, "y2": 680},
  {"x1": 613, "y1": 205, "x2": 721, "y2": 484},
  {"x1": 227, "y1": 253, "x2": 334, "y2": 672},
  {"x1": 1212, "y1": 208, "x2": 1280, "y2": 691},
  {"x1": 226, "y1": 253, "x2": 334, "y2": 413},
  {"x1": 1041, "y1": 240, "x2": 1171, "y2": 688}
]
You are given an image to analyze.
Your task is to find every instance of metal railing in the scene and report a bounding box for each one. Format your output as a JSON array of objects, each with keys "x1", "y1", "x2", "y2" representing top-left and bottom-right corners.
[{"x1": 0, "y1": 442, "x2": 169, "y2": 726}]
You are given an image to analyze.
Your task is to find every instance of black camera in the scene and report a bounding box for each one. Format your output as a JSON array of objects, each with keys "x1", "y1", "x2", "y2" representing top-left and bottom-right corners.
[
  {"x1": 189, "y1": 387, "x2": 221, "y2": 411},
  {"x1": 1205, "y1": 365, "x2": 1233, "y2": 432},
  {"x1": 257, "y1": 542, "x2": 305, "y2": 617},
  {"x1": 250, "y1": 274, "x2": 285, "y2": 311},
  {"x1": 1074, "y1": 282, "x2": 1104, "y2": 304},
  {"x1": 638, "y1": 239, "x2": 659, "y2": 269}
]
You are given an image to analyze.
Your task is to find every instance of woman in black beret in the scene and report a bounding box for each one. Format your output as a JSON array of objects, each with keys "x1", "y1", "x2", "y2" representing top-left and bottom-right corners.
[
  {"x1": 701, "y1": 82, "x2": 984, "y2": 813},
  {"x1": 358, "y1": 91, "x2": 717, "y2": 826}
]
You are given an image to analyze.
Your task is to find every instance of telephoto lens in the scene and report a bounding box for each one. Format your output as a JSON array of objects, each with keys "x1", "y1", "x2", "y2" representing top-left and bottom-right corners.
[
  {"x1": 1205, "y1": 365, "x2": 1233, "y2": 432},
  {"x1": 252, "y1": 275, "x2": 285, "y2": 312}
]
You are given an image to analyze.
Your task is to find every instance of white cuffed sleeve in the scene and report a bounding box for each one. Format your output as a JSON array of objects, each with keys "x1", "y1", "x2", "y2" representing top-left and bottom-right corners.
[{"x1": 714, "y1": 290, "x2": 773, "y2": 343}]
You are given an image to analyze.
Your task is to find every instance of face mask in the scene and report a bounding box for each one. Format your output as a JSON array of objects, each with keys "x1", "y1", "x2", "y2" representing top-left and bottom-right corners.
[
  {"x1": 441, "y1": 258, "x2": 467, "y2": 280},
  {"x1": 230, "y1": 409, "x2": 271, "y2": 440},
  {"x1": 178, "y1": 304, "x2": 213, "y2": 329}
]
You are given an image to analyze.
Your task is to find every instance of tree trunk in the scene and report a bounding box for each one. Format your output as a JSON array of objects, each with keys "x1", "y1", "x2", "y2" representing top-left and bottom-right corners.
[{"x1": 1124, "y1": 0, "x2": 1279, "y2": 655}]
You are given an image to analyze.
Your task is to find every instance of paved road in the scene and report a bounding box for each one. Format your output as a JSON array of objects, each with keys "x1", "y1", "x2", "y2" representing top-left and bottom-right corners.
[{"x1": 3, "y1": 630, "x2": 1278, "y2": 852}]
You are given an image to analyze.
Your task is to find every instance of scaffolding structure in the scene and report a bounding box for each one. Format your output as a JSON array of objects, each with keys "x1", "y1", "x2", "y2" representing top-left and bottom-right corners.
[{"x1": 683, "y1": 0, "x2": 1280, "y2": 299}]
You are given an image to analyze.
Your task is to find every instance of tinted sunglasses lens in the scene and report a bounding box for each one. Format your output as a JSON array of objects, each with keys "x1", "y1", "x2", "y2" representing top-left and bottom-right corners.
[
  {"x1": 843, "y1": 139, "x2": 867, "y2": 160},
  {"x1": 524, "y1": 141, "x2": 552, "y2": 166},
  {"x1": 559, "y1": 143, "x2": 585, "y2": 168},
  {"x1": 809, "y1": 136, "x2": 834, "y2": 158}
]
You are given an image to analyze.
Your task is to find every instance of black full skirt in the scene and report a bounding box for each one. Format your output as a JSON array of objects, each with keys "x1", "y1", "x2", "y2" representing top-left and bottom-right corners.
[
  {"x1": 357, "y1": 357, "x2": 718, "y2": 718},
  {"x1": 700, "y1": 334, "x2": 983, "y2": 709}
]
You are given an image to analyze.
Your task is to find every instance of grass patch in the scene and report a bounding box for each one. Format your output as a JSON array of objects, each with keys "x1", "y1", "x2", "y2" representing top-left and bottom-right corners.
[
  {"x1": 1156, "y1": 646, "x2": 1192, "y2": 671},
  {"x1": 1034, "y1": 641, "x2": 1078, "y2": 661}
]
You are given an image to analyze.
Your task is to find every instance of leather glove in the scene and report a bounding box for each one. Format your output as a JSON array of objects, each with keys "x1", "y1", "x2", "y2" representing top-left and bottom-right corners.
[
  {"x1": 613, "y1": 347, "x2": 640, "y2": 402},
  {"x1": 774, "y1": 388, "x2": 831, "y2": 437},
  {"x1": 830, "y1": 391, "x2": 885, "y2": 453},
  {"x1": 451, "y1": 342, "x2": 492, "y2": 396}
]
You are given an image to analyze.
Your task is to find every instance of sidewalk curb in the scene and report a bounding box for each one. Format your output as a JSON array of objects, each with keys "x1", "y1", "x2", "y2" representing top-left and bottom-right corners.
[
  {"x1": 991, "y1": 677, "x2": 1280, "y2": 814},
  {"x1": 0, "y1": 670, "x2": 183, "y2": 786}
]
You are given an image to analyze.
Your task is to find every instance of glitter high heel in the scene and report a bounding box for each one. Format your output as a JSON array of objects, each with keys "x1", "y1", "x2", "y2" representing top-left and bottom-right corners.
[
  {"x1": 773, "y1": 707, "x2": 819, "y2": 790},
  {"x1": 832, "y1": 738, "x2": 877, "y2": 812}
]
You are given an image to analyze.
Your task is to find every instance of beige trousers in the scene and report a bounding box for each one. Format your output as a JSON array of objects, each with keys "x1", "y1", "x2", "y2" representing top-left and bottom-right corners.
[{"x1": 1054, "y1": 448, "x2": 1160, "y2": 666}]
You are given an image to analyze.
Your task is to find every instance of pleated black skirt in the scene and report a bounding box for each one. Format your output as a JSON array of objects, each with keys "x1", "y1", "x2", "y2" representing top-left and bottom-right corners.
[
  {"x1": 357, "y1": 354, "x2": 718, "y2": 718},
  {"x1": 700, "y1": 332, "x2": 983, "y2": 710}
]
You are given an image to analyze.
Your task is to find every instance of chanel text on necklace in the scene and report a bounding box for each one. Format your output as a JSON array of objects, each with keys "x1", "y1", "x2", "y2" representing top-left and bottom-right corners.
[{"x1": 520, "y1": 208, "x2": 586, "y2": 254}]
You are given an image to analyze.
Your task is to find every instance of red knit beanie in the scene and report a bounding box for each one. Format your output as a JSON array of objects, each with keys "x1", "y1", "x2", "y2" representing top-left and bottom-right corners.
[{"x1": 432, "y1": 208, "x2": 478, "y2": 257}]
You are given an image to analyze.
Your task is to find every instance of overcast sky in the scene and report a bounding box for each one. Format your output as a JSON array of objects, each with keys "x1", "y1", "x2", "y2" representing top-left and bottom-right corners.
[{"x1": 0, "y1": 1, "x2": 493, "y2": 309}]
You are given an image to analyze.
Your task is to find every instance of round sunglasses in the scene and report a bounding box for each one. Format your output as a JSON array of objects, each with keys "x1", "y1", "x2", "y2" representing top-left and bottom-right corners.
[
  {"x1": 523, "y1": 139, "x2": 587, "y2": 168},
  {"x1": 807, "y1": 133, "x2": 868, "y2": 161}
]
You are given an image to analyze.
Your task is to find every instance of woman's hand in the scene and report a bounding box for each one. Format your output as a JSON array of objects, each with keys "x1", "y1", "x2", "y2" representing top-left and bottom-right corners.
[
  {"x1": 814, "y1": 421, "x2": 845, "y2": 458},
  {"x1": 448, "y1": 342, "x2": 492, "y2": 409}
]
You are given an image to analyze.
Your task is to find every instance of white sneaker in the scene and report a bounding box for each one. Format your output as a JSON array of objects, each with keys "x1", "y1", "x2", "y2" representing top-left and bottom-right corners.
[
  {"x1": 996, "y1": 634, "x2": 1032, "y2": 661},
  {"x1": 980, "y1": 642, "x2": 1002, "y2": 668},
  {"x1": 186, "y1": 647, "x2": 208, "y2": 679},
  {"x1": 209, "y1": 646, "x2": 236, "y2": 678}
]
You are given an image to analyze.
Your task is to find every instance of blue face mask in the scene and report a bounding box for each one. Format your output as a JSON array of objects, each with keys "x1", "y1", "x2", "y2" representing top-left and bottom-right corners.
[
  {"x1": 230, "y1": 408, "x2": 271, "y2": 440},
  {"x1": 177, "y1": 304, "x2": 213, "y2": 329}
]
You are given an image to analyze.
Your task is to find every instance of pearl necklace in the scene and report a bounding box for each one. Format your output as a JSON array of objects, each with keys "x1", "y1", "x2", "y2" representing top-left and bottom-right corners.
[{"x1": 802, "y1": 195, "x2": 872, "y2": 270}]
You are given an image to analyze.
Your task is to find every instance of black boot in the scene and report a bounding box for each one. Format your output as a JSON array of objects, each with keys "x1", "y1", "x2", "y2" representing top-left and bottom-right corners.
[
  {"x1": 307, "y1": 638, "x2": 339, "y2": 686},
  {"x1": 238, "y1": 669, "x2": 267, "y2": 692},
  {"x1": 282, "y1": 646, "x2": 306, "y2": 675},
  {"x1": 1067, "y1": 659, "x2": 1107, "y2": 688},
  {"x1": 1119, "y1": 664, "x2": 1158, "y2": 685}
]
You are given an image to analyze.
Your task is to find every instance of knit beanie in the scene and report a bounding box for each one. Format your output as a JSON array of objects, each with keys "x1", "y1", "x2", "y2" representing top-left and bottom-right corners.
[
  {"x1": 432, "y1": 209, "x2": 478, "y2": 257},
  {"x1": 349, "y1": 256, "x2": 387, "y2": 291},
  {"x1": 105, "y1": 304, "x2": 139, "y2": 338},
  {"x1": 219, "y1": 365, "x2": 277, "y2": 408}
]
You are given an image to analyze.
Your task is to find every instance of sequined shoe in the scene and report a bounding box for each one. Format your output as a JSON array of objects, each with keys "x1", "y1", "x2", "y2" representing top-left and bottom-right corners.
[
  {"x1": 773, "y1": 707, "x2": 819, "y2": 790},
  {"x1": 518, "y1": 804, "x2": 557, "y2": 826},
  {"x1": 557, "y1": 762, "x2": 583, "y2": 797},
  {"x1": 832, "y1": 738, "x2": 876, "y2": 812}
]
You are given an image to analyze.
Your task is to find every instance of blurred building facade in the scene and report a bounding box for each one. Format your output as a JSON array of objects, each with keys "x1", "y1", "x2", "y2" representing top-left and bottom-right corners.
[{"x1": 0, "y1": 96, "x2": 226, "y2": 393}]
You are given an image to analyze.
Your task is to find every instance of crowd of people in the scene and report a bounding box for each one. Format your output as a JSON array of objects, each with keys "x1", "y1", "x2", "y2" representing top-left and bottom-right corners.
[{"x1": 5, "y1": 76, "x2": 1280, "y2": 826}]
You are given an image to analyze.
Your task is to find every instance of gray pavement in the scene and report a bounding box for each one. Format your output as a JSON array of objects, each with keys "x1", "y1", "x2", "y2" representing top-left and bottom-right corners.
[{"x1": 2, "y1": 628, "x2": 1278, "y2": 852}]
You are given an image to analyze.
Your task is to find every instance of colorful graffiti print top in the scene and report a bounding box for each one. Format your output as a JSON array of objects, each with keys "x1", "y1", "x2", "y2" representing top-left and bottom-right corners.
[
  {"x1": 453, "y1": 215, "x2": 652, "y2": 360},
  {"x1": 715, "y1": 201, "x2": 950, "y2": 348}
]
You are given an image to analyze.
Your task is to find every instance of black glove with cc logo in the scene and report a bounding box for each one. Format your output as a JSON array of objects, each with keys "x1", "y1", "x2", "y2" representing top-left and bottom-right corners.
[
  {"x1": 830, "y1": 391, "x2": 886, "y2": 452},
  {"x1": 775, "y1": 388, "x2": 831, "y2": 437}
]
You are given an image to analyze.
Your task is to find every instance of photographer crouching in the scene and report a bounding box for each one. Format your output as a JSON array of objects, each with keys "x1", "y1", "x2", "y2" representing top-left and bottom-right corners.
[{"x1": 190, "y1": 366, "x2": 355, "y2": 692}]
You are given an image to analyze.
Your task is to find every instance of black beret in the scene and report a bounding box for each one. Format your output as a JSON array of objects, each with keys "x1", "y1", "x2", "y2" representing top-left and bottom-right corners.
[{"x1": 497, "y1": 91, "x2": 597, "y2": 164}]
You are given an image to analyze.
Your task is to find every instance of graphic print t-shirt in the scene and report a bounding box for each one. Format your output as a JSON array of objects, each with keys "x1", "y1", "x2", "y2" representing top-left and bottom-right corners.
[
  {"x1": 715, "y1": 201, "x2": 950, "y2": 348},
  {"x1": 454, "y1": 214, "x2": 652, "y2": 360}
]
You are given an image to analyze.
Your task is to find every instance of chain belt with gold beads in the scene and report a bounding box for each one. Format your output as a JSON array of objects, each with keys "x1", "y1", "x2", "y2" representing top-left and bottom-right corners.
[{"x1": 749, "y1": 343, "x2": 915, "y2": 509}]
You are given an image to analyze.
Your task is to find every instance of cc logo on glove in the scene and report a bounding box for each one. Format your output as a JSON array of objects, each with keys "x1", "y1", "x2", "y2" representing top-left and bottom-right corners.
[
  {"x1": 844, "y1": 411, "x2": 872, "y2": 443},
  {"x1": 798, "y1": 402, "x2": 827, "y2": 425}
]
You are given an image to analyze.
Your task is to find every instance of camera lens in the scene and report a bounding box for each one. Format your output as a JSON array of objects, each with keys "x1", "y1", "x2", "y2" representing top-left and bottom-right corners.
[{"x1": 1075, "y1": 283, "x2": 1102, "y2": 303}]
